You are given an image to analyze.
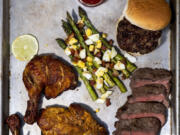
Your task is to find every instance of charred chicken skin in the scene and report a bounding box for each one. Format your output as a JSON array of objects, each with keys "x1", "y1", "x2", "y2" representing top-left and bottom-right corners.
[
  {"x1": 23, "y1": 55, "x2": 78, "y2": 124},
  {"x1": 6, "y1": 114, "x2": 21, "y2": 135},
  {"x1": 37, "y1": 104, "x2": 108, "y2": 135}
]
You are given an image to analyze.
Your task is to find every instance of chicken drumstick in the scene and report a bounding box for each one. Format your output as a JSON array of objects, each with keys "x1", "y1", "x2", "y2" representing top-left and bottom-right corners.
[{"x1": 6, "y1": 114, "x2": 21, "y2": 135}]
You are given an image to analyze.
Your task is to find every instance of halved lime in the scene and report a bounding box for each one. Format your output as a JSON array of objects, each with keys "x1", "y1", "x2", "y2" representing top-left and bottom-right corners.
[{"x1": 12, "y1": 34, "x2": 39, "y2": 61}]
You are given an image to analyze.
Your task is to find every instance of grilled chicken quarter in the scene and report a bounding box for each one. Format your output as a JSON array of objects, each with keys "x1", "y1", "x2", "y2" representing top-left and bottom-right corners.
[
  {"x1": 23, "y1": 55, "x2": 78, "y2": 124},
  {"x1": 37, "y1": 103, "x2": 108, "y2": 135}
]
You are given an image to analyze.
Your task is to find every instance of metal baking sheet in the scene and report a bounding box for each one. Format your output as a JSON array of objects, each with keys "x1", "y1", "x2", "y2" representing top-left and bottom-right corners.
[{"x1": 1, "y1": 0, "x2": 179, "y2": 135}]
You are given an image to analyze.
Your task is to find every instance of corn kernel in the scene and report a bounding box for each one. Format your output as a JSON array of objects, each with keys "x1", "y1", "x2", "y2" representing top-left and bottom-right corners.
[
  {"x1": 95, "y1": 108, "x2": 100, "y2": 113},
  {"x1": 88, "y1": 62, "x2": 93, "y2": 66},
  {"x1": 77, "y1": 60, "x2": 85, "y2": 68},
  {"x1": 102, "y1": 33, "x2": 107, "y2": 38},
  {"x1": 89, "y1": 45, "x2": 94, "y2": 52},
  {"x1": 96, "y1": 40, "x2": 102, "y2": 49},
  {"x1": 86, "y1": 28, "x2": 92, "y2": 37},
  {"x1": 68, "y1": 38, "x2": 78, "y2": 45},
  {"x1": 87, "y1": 56, "x2": 93, "y2": 62}
]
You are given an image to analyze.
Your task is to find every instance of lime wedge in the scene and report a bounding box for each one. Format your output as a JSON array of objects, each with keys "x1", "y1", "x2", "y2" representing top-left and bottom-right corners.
[{"x1": 12, "y1": 34, "x2": 39, "y2": 61}]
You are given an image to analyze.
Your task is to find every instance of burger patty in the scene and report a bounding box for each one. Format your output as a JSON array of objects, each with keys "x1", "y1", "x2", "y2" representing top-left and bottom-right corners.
[{"x1": 117, "y1": 18, "x2": 162, "y2": 54}]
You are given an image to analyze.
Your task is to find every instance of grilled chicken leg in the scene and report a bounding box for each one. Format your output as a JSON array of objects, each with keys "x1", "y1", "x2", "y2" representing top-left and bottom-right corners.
[{"x1": 23, "y1": 55, "x2": 78, "y2": 124}]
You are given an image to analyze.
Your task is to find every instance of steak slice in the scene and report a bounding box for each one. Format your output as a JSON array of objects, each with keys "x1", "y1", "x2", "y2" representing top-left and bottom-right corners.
[
  {"x1": 116, "y1": 102, "x2": 167, "y2": 126},
  {"x1": 130, "y1": 68, "x2": 172, "y2": 93},
  {"x1": 113, "y1": 118, "x2": 161, "y2": 135},
  {"x1": 128, "y1": 84, "x2": 169, "y2": 107}
]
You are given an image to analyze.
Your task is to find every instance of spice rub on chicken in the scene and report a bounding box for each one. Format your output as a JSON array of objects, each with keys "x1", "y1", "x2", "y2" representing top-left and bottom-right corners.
[
  {"x1": 23, "y1": 55, "x2": 78, "y2": 124},
  {"x1": 37, "y1": 103, "x2": 108, "y2": 135}
]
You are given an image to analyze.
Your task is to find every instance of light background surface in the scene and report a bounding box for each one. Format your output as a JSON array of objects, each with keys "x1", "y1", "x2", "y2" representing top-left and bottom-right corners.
[{"x1": 0, "y1": 0, "x2": 172, "y2": 134}]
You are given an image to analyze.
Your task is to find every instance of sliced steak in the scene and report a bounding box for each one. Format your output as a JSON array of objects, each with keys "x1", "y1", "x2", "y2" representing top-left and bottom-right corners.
[
  {"x1": 113, "y1": 117, "x2": 161, "y2": 135},
  {"x1": 130, "y1": 68, "x2": 172, "y2": 93},
  {"x1": 116, "y1": 102, "x2": 167, "y2": 126},
  {"x1": 128, "y1": 84, "x2": 169, "y2": 107}
]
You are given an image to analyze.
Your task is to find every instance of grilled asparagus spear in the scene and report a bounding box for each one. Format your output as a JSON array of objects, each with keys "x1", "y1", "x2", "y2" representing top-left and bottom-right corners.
[
  {"x1": 62, "y1": 20, "x2": 109, "y2": 94},
  {"x1": 78, "y1": 7, "x2": 137, "y2": 73},
  {"x1": 56, "y1": 38, "x2": 98, "y2": 101},
  {"x1": 66, "y1": 12, "x2": 127, "y2": 93}
]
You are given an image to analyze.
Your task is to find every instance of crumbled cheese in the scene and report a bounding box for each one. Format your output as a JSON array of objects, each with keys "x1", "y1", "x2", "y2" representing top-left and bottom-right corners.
[
  {"x1": 94, "y1": 48, "x2": 100, "y2": 55},
  {"x1": 95, "y1": 98, "x2": 106, "y2": 104},
  {"x1": 102, "y1": 50, "x2": 111, "y2": 62},
  {"x1": 77, "y1": 60, "x2": 85, "y2": 68},
  {"x1": 96, "y1": 40, "x2": 102, "y2": 49},
  {"x1": 79, "y1": 49, "x2": 86, "y2": 59},
  {"x1": 114, "y1": 61, "x2": 125, "y2": 70},
  {"x1": 124, "y1": 53, "x2": 137, "y2": 63},
  {"x1": 89, "y1": 45, "x2": 94, "y2": 52},
  {"x1": 111, "y1": 47, "x2": 117, "y2": 59},
  {"x1": 83, "y1": 67, "x2": 88, "y2": 72},
  {"x1": 95, "y1": 91, "x2": 113, "y2": 104},
  {"x1": 94, "y1": 57, "x2": 102, "y2": 65},
  {"x1": 96, "y1": 77, "x2": 104, "y2": 89},
  {"x1": 69, "y1": 45, "x2": 77, "y2": 50},
  {"x1": 86, "y1": 28, "x2": 92, "y2": 37},
  {"x1": 65, "y1": 47, "x2": 71, "y2": 56},
  {"x1": 82, "y1": 71, "x2": 92, "y2": 80},
  {"x1": 88, "y1": 34, "x2": 100, "y2": 42},
  {"x1": 95, "y1": 67, "x2": 108, "y2": 77},
  {"x1": 101, "y1": 91, "x2": 113, "y2": 99},
  {"x1": 85, "y1": 39, "x2": 93, "y2": 45}
]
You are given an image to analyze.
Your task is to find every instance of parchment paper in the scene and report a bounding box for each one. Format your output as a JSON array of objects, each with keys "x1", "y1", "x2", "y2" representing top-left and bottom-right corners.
[{"x1": 9, "y1": 0, "x2": 171, "y2": 134}]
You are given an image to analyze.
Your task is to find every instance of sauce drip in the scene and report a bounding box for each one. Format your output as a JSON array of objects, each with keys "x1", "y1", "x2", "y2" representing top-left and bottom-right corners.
[{"x1": 81, "y1": 0, "x2": 102, "y2": 5}]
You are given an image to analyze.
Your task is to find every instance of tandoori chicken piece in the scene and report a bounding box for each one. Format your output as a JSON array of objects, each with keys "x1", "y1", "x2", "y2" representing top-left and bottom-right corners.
[
  {"x1": 6, "y1": 114, "x2": 21, "y2": 135},
  {"x1": 37, "y1": 103, "x2": 108, "y2": 135},
  {"x1": 23, "y1": 55, "x2": 78, "y2": 124}
]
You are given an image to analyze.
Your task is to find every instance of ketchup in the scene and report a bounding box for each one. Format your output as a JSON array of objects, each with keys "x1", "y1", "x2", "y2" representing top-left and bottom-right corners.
[
  {"x1": 81, "y1": 0, "x2": 102, "y2": 4},
  {"x1": 79, "y1": 0, "x2": 104, "y2": 6}
]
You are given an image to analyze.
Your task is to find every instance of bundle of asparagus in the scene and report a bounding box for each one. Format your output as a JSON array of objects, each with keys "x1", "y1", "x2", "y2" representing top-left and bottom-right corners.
[{"x1": 56, "y1": 7, "x2": 137, "y2": 103}]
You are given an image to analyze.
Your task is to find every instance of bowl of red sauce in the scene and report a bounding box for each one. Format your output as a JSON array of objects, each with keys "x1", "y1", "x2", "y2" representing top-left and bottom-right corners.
[{"x1": 79, "y1": 0, "x2": 104, "y2": 7}]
